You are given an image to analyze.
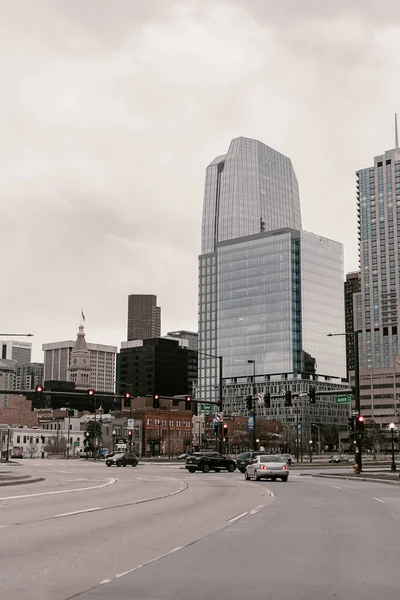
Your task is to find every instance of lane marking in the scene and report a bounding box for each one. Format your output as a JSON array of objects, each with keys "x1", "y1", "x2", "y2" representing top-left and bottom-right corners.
[
  {"x1": 330, "y1": 485, "x2": 342, "y2": 489},
  {"x1": 100, "y1": 579, "x2": 111, "y2": 585},
  {"x1": 54, "y1": 507, "x2": 102, "y2": 518},
  {"x1": 114, "y1": 546, "x2": 183, "y2": 579},
  {"x1": 249, "y1": 504, "x2": 264, "y2": 515},
  {"x1": 227, "y1": 511, "x2": 249, "y2": 523},
  {"x1": 0, "y1": 477, "x2": 117, "y2": 501},
  {"x1": 374, "y1": 497, "x2": 386, "y2": 503}
]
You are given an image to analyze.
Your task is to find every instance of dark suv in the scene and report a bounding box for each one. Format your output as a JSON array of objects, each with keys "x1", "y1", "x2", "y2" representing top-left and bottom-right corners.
[
  {"x1": 106, "y1": 452, "x2": 139, "y2": 467},
  {"x1": 236, "y1": 451, "x2": 263, "y2": 473},
  {"x1": 185, "y1": 452, "x2": 236, "y2": 473}
]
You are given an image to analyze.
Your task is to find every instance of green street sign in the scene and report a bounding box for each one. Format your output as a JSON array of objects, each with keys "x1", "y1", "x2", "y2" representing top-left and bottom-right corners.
[
  {"x1": 334, "y1": 395, "x2": 352, "y2": 404},
  {"x1": 74, "y1": 441, "x2": 79, "y2": 447},
  {"x1": 199, "y1": 403, "x2": 214, "y2": 413}
]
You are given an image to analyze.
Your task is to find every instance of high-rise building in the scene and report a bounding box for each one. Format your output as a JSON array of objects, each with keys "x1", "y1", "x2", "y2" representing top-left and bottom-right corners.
[
  {"x1": 198, "y1": 137, "x2": 348, "y2": 436},
  {"x1": 1, "y1": 340, "x2": 32, "y2": 365},
  {"x1": 354, "y1": 140, "x2": 400, "y2": 426},
  {"x1": 344, "y1": 272, "x2": 361, "y2": 376},
  {"x1": 127, "y1": 294, "x2": 161, "y2": 341},
  {"x1": 42, "y1": 332, "x2": 117, "y2": 393},
  {"x1": 0, "y1": 358, "x2": 16, "y2": 407},
  {"x1": 117, "y1": 338, "x2": 197, "y2": 398},
  {"x1": 15, "y1": 362, "x2": 44, "y2": 390},
  {"x1": 166, "y1": 330, "x2": 198, "y2": 351}
]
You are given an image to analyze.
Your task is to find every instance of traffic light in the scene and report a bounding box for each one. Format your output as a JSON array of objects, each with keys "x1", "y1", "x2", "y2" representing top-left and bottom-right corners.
[
  {"x1": 246, "y1": 396, "x2": 253, "y2": 411},
  {"x1": 223, "y1": 423, "x2": 228, "y2": 440},
  {"x1": 128, "y1": 429, "x2": 133, "y2": 439},
  {"x1": 185, "y1": 395, "x2": 192, "y2": 410},
  {"x1": 35, "y1": 385, "x2": 43, "y2": 394},
  {"x1": 357, "y1": 415, "x2": 365, "y2": 432},
  {"x1": 87, "y1": 389, "x2": 94, "y2": 397},
  {"x1": 34, "y1": 385, "x2": 44, "y2": 407},
  {"x1": 285, "y1": 390, "x2": 292, "y2": 407},
  {"x1": 348, "y1": 417, "x2": 355, "y2": 432},
  {"x1": 124, "y1": 392, "x2": 131, "y2": 408},
  {"x1": 264, "y1": 393, "x2": 271, "y2": 408},
  {"x1": 309, "y1": 387, "x2": 316, "y2": 404},
  {"x1": 153, "y1": 393, "x2": 160, "y2": 409}
]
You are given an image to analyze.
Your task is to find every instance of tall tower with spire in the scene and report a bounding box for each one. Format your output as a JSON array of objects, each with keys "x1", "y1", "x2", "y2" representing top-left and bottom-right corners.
[{"x1": 68, "y1": 325, "x2": 92, "y2": 390}]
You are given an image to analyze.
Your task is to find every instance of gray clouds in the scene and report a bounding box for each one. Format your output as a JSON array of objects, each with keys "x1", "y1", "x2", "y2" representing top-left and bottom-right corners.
[{"x1": 0, "y1": 0, "x2": 399, "y2": 358}]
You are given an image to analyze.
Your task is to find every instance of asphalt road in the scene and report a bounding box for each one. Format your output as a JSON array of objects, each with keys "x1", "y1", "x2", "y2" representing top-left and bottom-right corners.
[{"x1": 1, "y1": 460, "x2": 400, "y2": 600}]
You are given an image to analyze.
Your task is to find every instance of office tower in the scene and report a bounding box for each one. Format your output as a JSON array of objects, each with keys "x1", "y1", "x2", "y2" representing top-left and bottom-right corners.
[
  {"x1": 344, "y1": 272, "x2": 361, "y2": 376},
  {"x1": 15, "y1": 362, "x2": 44, "y2": 390},
  {"x1": 166, "y1": 330, "x2": 198, "y2": 351},
  {"x1": 198, "y1": 137, "x2": 348, "y2": 435},
  {"x1": 127, "y1": 294, "x2": 161, "y2": 341},
  {"x1": 1, "y1": 340, "x2": 32, "y2": 365},
  {"x1": 117, "y1": 338, "x2": 197, "y2": 398},
  {"x1": 354, "y1": 138, "x2": 400, "y2": 425},
  {"x1": 42, "y1": 329, "x2": 117, "y2": 393}
]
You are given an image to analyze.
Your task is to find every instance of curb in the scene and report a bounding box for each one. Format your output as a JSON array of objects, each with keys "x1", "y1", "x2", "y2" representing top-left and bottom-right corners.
[
  {"x1": 0, "y1": 477, "x2": 45, "y2": 488},
  {"x1": 314, "y1": 473, "x2": 400, "y2": 486}
]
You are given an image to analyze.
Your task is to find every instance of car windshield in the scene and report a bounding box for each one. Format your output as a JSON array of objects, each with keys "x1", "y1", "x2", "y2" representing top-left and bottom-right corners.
[
  {"x1": 259, "y1": 455, "x2": 282, "y2": 462},
  {"x1": 238, "y1": 452, "x2": 251, "y2": 459},
  {"x1": 112, "y1": 453, "x2": 125, "y2": 459}
]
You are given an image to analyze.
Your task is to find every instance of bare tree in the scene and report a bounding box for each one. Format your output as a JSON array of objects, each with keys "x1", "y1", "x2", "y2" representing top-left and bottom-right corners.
[
  {"x1": 26, "y1": 441, "x2": 38, "y2": 458},
  {"x1": 44, "y1": 436, "x2": 67, "y2": 456}
]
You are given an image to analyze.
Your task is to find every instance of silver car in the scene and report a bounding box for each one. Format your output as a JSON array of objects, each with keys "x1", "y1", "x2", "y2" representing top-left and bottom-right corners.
[{"x1": 245, "y1": 454, "x2": 289, "y2": 482}]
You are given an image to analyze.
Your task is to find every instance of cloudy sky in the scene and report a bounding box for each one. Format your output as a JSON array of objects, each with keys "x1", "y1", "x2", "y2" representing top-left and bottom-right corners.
[{"x1": 1, "y1": 0, "x2": 400, "y2": 361}]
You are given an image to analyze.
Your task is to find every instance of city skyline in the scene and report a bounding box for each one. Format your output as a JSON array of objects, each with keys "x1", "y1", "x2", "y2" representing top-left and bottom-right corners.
[{"x1": 2, "y1": 1, "x2": 400, "y2": 363}]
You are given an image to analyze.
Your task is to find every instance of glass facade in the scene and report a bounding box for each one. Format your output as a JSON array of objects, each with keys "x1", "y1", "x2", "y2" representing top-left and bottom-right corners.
[
  {"x1": 300, "y1": 232, "x2": 346, "y2": 378},
  {"x1": 201, "y1": 137, "x2": 302, "y2": 254}
]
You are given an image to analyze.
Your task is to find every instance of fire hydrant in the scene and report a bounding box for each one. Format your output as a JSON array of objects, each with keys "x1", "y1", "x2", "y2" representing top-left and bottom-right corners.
[{"x1": 354, "y1": 463, "x2": 360, "y2": 475}]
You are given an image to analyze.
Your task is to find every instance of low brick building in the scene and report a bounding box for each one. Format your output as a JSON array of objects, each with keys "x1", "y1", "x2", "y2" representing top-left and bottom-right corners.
[
  {"x1": 203, "y1": 414, "x2": 281, "y2": 453},
  {"x1": 0, "y1": 395, "x2": 37, "y2": 428}
]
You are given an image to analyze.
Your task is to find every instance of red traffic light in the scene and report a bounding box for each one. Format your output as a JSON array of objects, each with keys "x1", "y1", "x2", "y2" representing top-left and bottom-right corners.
[
  {"x1": 185, "y1": 395, "x2": 191, "y2": 402},
  {"x1": 223, "y1": 423, "x2": 228, "y2": 430},
  {"x1": 128, "y1": 429, "x2": 132, "y2": 438},
  {"x1": 87, "y1": 389, "x2": 94, "y2": 396},
  {"x1": 124, "y1": 392, "x2": 131, "y2": 399},
  {"x1": 358, "y1": 416, "x2": 365, "y2": 422},
  {"x1": 154, "y1": 394, "x2": 159, "y2": 400},
  {"x1": 35, "y1": 385, "x2": 43, "y2": 393}
]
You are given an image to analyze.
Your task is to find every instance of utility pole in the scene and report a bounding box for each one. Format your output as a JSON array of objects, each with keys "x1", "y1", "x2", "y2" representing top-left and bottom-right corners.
[
  {"x1": 218, "y1": 355, "x2": 223, "y2": 453},
  {"x1": 6, "y1": 428, "x2": 10, "y2": 462},
  {"x1": 354, "y1": 331, "x2": 362, "y2": 472},
  {"x1": 248, "y1": 360, "x2": 256, "y2": 451}
]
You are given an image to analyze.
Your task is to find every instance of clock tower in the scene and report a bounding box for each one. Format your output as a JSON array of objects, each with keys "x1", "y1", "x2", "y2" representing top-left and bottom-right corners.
[{"x1": 68, "y1": 324, "x2": 93, "y2": 390}]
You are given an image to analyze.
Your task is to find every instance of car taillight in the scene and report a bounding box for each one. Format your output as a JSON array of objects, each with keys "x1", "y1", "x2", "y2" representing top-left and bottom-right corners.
[
  {"x1": 282, "y1": 465, "x2": 288, "y2": 470},
  {"x1": 259, "y1": 464, "x2": 267, "y2": 470}
]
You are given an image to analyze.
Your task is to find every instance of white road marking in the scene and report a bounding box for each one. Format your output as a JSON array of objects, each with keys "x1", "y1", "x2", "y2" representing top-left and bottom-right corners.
[
  {"x1": 0, "y1": 477, "x2": 117, "y2": 501},
  {"x1": 330, "y1": 485, "x2": 342, "y2": 489},
  {"x1": 0, "y1": 525, "x2": 7, "y2": 529},
  {"x1": 54, "y1": 470, "x2": 72, "y2": 474},
  {"x1": 100, "y1": 579, "x2": 111, "y2": 585},
  {"x1": 268, "y1": 491, "x2": 275, "y2": 497},
  {"x1": 54, "y1": 507, "x2": 102, "y2": 518},
  {"x1": 374, "y1": 497, "x2": 386, "y2": 503},
  {"x1": 227, "y1": 511, "x2": 249, "y2": 523},
  {"x1": 249, "y1": 504, "x2": 264, "y2": 515},
  {"x1": 114, "y1": 546, "x2": 183, "y2": 580}
]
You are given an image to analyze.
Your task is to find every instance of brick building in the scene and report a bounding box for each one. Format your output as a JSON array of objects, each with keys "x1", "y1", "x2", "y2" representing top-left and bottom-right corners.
[
  {"x1": 203, "y1": 414, "x2": 281, "y2": 453},
  {"x1": 113, "y1": 396, "x2": 193, "y2": 456},
  {"x1": 0, "y1": 395, "x2": 37, "y2": 428}
]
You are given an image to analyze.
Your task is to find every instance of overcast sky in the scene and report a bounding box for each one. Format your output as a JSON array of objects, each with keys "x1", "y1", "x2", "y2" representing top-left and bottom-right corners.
[{"x1": 1, "y1": 0, "x2": 400, "y2": 361}]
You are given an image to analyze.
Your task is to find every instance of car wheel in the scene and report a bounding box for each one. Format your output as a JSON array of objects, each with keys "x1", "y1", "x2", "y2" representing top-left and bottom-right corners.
[
  {"x1": 202, "y1": 464, "x2": 211, "y2": 473},
  {"x1": 106, "y1": 463, "x2": 111, "y2": 467},
  {"x1": 122, "y1": 464, "x2": 127, "y2": 467},
  {"x1": 281, "y1": 477, "x2": 288, "y2": 482},
  {"x1": 116, "y1": 461, "x2": 122, "y2": 467},
  {"x1": 187, "y1": 468, "x2": 196, "y2": 473},
  {"x1": 239, "y1": 468, "x2": 246, "y2": 473},
  {"x1": 227, "y1": 463, "x2": 235, "y2": 473},
  {"x1": 245, "y1": 471, "x2": 250, "y2": 480},
  {"x1": 254, "y1": 472, "x2": 260, "y2": 481},
  {"x1": 132, "y1": 461, "x2": 138, "y2": 467},
  {"x1": 271, "y1": 476, "x2": 277, "y2": 482}
]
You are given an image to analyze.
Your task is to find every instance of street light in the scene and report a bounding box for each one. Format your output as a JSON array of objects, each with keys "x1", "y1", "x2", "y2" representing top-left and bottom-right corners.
[
  {"x1": 309, "y1": 439, "x2": 313, "y2": 463},
  {"x1": 248, "y1": 360, "x2": 257, "y2": 451},
  {"x1": 256, "y1": 438, "x2": 260, "y2": 450},
  {"x1": 327, "y1": 331, "x2": 361, "y2": 471},
  {"x1": 311, "y1": 423, "x2": 321, "y2": 455},
  {"x1": 112, "y1": 428, "x2": 117, "y2": 453},
  {"x1": 389, "y1": 422, "x2": 396, "y2": 472}
]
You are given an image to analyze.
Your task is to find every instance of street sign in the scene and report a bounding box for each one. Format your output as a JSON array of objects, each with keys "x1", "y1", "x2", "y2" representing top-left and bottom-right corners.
[
  {"x1": 74, "y1": 441, "x2": 79, "y2": 447},
  {"x1": 199, "y1": 403, "x2": 214, "y2": 413},
  {"x1": 127, "y1": 418, "x2": 134, "y2": 428},
  {"x1": 334, "y1": 395, "x2": 352, "y2": 404},
  {"x1": 248, "y1": 415, "x2": 254, "y2": 430},
  {"x1": 258, "y1": 393, "x2": 264, "y2": 404},
  {"x1": 297, "y1": 423, "x2": 302, "y2": 434},
  {"x1": 215, "y1": 412, "x2": 223, "y2": 422}
]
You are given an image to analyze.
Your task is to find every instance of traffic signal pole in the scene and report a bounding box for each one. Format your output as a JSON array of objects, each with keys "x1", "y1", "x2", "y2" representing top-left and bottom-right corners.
[
  {"x1": 354, "y1": 331, "x2": 362, "y2": 472},
  {"x1": 218, "y1": 356, "x2": 223, "y2": 453}
]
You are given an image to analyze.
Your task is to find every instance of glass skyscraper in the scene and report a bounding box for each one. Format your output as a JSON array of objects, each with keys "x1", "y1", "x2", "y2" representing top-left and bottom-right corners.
[
  {"x1": 354, "y1": 144, "x2": 400, "y2": 426},
  {"x1": 198, "y1": 137, "x2": 346, "y2": 410}
]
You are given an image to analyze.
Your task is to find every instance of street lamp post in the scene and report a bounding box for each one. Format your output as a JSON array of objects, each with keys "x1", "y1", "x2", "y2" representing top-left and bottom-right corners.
[
  {"x1": 85, "y1": 432, "x2": 89, "y2": 460},
  {"x1": 65, "y1": 403, "x2": 71, "y2": 459},
  {"x1": 389, "y1": 423, "x2": 396, "y2": 472},
  {"x1": 248, "y1": 360, "x2": 257, "y2": 451},
  {"x1": 312, "y1": 423, "x2": 321, "y2": 455},
  {"x1": 309, "y1": 439, "x2": 313, "y2": 463},
  {"x1": 327, "y1": 331, "x2": 362, "y2": 472},
  {"x1": 112, "y1": 429, "x2": 117, "y2": 453}
]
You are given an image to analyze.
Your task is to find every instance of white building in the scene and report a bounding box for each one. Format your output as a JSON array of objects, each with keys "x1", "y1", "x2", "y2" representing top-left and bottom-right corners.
[
  {"x1": 43, "y1": 330, "x2": 117, "y2": 393},
  {"x1": 1, "y1": 340, "x2": 32, "y2": 365},
  {"x1": 2, "y1": 427, "x2": 86, "y2": 459}
]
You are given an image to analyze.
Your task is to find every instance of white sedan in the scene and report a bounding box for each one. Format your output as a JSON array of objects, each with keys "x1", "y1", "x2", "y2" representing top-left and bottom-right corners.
[{"x1": 245, "y1": 454, "x2": 289, "y2": 482}]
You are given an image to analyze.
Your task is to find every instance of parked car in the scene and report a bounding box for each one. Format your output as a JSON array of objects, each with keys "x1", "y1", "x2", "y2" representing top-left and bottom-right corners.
[
  {"x1": 185, "y1": 451, "x2": 236, "y2": 473},
  {"x1": 245, "y1": 454, "x2": 289, "y2": 482},
  {"x1": 278, "y1": 453, "x2": 294, "y2": 466},
  {"x1": 106, "y1": 452, "x2": 139, "y2": 467},
  {"x1": 328, "y1": 454, "x2": 349, "y2": 463},
  {"x1": 177, "y1": 452, "x2": 193, "y2": 460},
  {"x1": 236, "y1": 451, "x2": 263, "y2": 473}
]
